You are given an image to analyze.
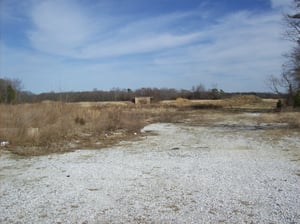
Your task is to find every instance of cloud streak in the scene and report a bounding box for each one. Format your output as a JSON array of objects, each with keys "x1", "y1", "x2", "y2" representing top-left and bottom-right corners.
[
  {"x1": 152, "y1": 10, "x2": 291, "y2": 91},
  {"x1": 27, "y1": 0, "x2": 206, "y2": 58}
]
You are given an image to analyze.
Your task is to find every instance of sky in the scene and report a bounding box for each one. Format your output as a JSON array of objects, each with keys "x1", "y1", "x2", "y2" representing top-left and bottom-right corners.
[{"x1": 0, "y1": 0, "x2": 293, "y2": 93}]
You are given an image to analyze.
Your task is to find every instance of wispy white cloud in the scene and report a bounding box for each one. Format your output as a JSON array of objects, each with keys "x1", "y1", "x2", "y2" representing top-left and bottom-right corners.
[
  {"x1": 152, "y1": 10, "x2": 291, "y2": 91},
  {"x1": 28, "y1": 0, "x2": 96, "y2": 56},
  {"x1": 27, "y1": 0, "x2": 205, "y2": 58},
  {"x1": 81, "y1": 32, "x2": 202, "y2": 58}
]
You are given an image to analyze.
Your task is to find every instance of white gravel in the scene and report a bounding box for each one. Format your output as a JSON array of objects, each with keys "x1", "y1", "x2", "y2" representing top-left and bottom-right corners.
[{"x1": 1, "y1": 122, "x2": 300, "y2": 224}]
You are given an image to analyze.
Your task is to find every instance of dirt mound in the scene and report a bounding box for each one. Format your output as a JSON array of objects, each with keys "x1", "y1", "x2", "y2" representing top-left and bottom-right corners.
[
  {"x1": 225, "y1": 95, "x2": 262, "y2": 106},
  {"x1": 175, "y1": 97, "x2": 190, "y2": 103}
]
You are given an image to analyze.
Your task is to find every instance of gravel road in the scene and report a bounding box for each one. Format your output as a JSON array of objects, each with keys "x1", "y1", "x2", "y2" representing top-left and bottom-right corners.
[{"x1": 1, "y1": 119, "x2": 300, "y2": 223}]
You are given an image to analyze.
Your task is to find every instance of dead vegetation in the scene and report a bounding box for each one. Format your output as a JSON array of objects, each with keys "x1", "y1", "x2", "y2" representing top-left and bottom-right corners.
[
  {"x1": 0, "y1": 102, "x2": 184, "y2": 156},
  {"x1": 0, "y1": 96, "x2": 299, "y2": 156}
]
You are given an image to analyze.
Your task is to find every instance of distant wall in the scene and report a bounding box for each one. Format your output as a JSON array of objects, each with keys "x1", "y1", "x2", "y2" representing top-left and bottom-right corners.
[{"x1": 134, "y1": 97, "x2": 152, "y2": 105}]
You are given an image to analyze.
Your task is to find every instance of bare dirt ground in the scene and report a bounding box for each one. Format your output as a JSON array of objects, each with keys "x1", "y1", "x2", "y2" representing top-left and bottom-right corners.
[{"x1": 0, "y1": 112, "x2": 300, "y2": 224}]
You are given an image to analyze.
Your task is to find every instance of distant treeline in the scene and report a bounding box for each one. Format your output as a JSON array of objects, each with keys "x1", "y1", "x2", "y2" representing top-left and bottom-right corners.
[
  {"x1": 18, "y1": 88, "x2": 279, "y2": 103},
  {"x1": 1, "y1": 78, "x2": 279, "y2": 104}
]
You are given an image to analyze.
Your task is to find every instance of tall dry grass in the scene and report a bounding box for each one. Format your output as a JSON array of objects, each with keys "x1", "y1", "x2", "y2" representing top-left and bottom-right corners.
[
  {"x1": 0, "y1": 102, "x2": 152, "y2": 155},
  {"x1": 0, "y1": 103, "x2": 75, "y2": 146}
]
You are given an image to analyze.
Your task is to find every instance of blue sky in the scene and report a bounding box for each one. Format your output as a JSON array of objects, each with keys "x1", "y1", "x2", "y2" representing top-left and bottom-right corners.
[{"x1": 0, "y1": 0, "x2": 292, "y2": 93}]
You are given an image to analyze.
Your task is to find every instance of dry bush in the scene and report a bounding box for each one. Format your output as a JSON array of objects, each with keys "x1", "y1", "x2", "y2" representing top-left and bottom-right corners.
[
  {"x1": 75, "y1": 117, "x2": 86, "y2": 125},
  {"x1": 118, "y1": 108, "x2": 148, "y2": 132},
  {"x1": 92, "y1": 106, "x2": 123, "y2": 133}
]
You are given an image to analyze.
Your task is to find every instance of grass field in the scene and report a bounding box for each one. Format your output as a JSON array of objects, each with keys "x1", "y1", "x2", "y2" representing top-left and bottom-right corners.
[{"x1": 0, "y1": 95, "x2": 299, "y2": 156}]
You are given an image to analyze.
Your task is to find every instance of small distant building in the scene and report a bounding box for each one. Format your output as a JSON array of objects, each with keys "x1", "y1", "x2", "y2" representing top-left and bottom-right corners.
[{"x1": 134, "y1": 97, "x2": 152, "y2": 105}]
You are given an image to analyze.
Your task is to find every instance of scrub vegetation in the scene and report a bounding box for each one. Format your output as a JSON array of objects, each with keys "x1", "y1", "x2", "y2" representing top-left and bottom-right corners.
[{"x1": 0, "y1": 96, "x2": 299, "y2": 156}]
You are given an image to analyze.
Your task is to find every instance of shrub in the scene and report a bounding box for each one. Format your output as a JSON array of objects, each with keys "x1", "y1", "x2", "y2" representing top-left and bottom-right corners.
[
  {"x1": 276, "y1": 99, "x2": 282, "y2": 111},
  {"x1": 75, "y1": 117, "x2": 86, "y2": 125},
  {"x1": 293, "y1": 91, "x2": 300, "y2": 107}
]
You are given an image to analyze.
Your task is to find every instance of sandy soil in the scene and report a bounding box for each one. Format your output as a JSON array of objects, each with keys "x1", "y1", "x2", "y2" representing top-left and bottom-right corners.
[{"x1": 1, "y1": 114, "x2": 300, "y2": 224}]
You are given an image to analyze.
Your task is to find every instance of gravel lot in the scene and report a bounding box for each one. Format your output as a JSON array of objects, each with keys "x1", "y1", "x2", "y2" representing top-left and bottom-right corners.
[{"x1": 1, "y1": 116, "x2": 300, "y2": 223}]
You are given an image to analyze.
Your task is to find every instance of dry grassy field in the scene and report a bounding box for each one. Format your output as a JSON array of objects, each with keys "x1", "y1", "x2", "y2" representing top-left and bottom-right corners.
[
  {"x1": 0, "y1": 101, "x2": 179, "y2": 155},
  {"x1": 0, "y1": 95, "x2": 299, "y2": 156}
]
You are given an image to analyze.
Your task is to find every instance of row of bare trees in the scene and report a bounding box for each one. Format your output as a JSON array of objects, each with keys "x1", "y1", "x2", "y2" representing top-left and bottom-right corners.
[
  {"x1": 0, "y1": 78, "x2": 279, "y2": 104},
  {"x1": 20, "y1": 87, "x2": 227, "y2": 103}
]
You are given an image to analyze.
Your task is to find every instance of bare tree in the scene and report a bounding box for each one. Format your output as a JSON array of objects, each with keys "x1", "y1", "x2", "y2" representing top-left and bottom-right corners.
[
  {"x1": 268, "y1": 65, "x2": 295, "y2": 104},
  {"x1": 284, "y1": 0, "x2": 300, "y2": 41},
  {"x1": 285, "y1": 0, "x2": 300, "y2": 89},
  {"x1": 192, "y1": 84, "x2": 206, "y2": 99},
  {"x1": 269, "y1": 0, "x2": 300, "y2": 105}
]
